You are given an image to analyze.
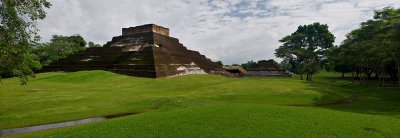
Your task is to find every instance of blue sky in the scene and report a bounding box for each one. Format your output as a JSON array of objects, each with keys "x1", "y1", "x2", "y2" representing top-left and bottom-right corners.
[{"x1": 37, "y1": 0, "x2": 400, "y2": 64}]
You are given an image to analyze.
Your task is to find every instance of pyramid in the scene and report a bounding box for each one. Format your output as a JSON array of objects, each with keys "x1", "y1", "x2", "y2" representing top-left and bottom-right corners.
[{"x1": 40, "y1": 24, "x2": 231, "y2": 78}]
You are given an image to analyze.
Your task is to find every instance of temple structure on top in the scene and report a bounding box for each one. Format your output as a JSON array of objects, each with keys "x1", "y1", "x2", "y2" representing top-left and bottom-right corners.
[
  {"x1": 40, "y1": 24, "x2": 231, "y2": 78},
  {"x1": 122, "y1": 24, "x2": 169, "y2": 36}
]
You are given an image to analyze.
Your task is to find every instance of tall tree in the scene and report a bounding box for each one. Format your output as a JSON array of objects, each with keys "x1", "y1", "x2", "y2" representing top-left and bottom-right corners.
[
  {"x1": 0, "y1": 0, "x2": 51, "y2": 84},
  {"x1": 375, "y1": 7, "x2": 400, "y2": 87},
  {"x1": 330, "y1": 7, "x2": 400, "y2": 87},
  {"x1": 275, "y1": 23, "x2": 335, "y2": 81}
]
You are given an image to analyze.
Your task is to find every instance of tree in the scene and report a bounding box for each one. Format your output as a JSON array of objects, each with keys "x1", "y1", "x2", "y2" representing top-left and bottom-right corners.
[
  {"x1": 32, "y1": 35, "x2": 86, "y2": 66},
  {"x1": 0, "y1": 0, "x2": 51, "y2": 84},
  {"x1": 240, "y1": 60, "x2": 256, "y2": 70},
  {"x1": 279, "y1": 58, "x2": 304, "y2": 77},
  {"x1": 326, "y1": 46, "x2": 354, "y2": 78},
  {"x1": 88, "y1": 41, "x2": 102, "y2": 48},
  {"x1": 275, "y1": 23, "x2": 335, "y2": 81},
  {"x1": 374, "y1": 7, "x2": 400, "y2": 87},
  {"x1": 328, "y1": 7, "x2": 400, "y2": 87}
]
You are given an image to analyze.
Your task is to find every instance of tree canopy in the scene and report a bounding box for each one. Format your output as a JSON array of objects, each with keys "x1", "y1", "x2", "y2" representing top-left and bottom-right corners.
[
  {"x1": 275, "y1": 22, "x2": 335, "y2": 81},
  {"x1": 327, "y1": 7, "x2": 400, "y2": 87},
  {"x1": 0, "y1": 0, "x2": 51, "y2": 84},
  {"x1": 88, "y1": 41, "x2": 102, "y2": 48},
  {"x1": 32, "y1": 35, "x2": 86, "y2": 66},
  {"x1": 240, "y1": 60, "x2": 256, "y2": 70}
]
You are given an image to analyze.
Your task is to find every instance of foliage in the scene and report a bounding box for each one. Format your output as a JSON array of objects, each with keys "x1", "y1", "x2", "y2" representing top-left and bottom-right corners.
[
  {"x1": 327, "y1": 7, "x2": 400, "y2": 87},
  {"x1": 325, "y1": 46, "x2": 353, "y2": 78},
  {"x1": 32, "y1": 35, "x2": 86, "y2": 66},
  {"x1": 0, "y1": 0, "x2": 51, "y2": 85},
  {"x1": 275, "y1": 22, "x2": 335, "y2": 81},
  {"x1": 279, "y1": 58, "x2": 301, "y2": 74},
  {"x1": 88, "y1": 41, "x2": 102, "y2": 48},
  {"x1": 240, "y1": 60, "x2": 257, "y2": 69}
]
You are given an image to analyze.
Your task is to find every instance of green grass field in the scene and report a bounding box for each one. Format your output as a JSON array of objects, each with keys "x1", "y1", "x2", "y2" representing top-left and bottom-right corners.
[{"x1": 1, "y1": 71, "x2": 399, "y2": 137}]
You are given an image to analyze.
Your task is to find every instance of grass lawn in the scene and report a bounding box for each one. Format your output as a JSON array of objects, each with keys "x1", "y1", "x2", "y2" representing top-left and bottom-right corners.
[{"x1": 1, "y1": 70, "x2": 399, "y2": 137}]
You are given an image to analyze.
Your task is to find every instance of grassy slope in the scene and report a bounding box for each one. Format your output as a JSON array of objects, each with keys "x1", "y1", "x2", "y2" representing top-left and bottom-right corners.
[{"x1": 1, "y1": 71, "x2": 399, "y2": 137}]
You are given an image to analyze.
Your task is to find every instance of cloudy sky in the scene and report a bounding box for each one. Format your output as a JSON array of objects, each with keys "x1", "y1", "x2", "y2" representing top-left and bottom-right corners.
[{"x1": 37, "y1": 0, "x2": 399, "y2": 64}]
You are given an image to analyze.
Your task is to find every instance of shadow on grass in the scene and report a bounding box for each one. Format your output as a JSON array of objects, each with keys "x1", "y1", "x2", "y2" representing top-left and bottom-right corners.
[{"x1": 299, "y1": 76, "x2": 400, "y2": 117}]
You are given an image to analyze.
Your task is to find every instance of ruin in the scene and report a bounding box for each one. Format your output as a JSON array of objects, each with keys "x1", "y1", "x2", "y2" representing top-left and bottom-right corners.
[
  {"x1": 222, "y1": 66, "x2": 247, "y2": 77},
  {"x1": 40, "y1": 24, "x2": 230, "y2": 78},
  {"x1": 245, "y1": 59, "x2": 292, "y2": 77}
]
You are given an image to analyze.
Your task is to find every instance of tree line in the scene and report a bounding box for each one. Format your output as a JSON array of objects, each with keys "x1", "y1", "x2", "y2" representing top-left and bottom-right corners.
[
  {"x1": 1, "y1": 33, "x2": 103, "y2": 82},
  {"x1": 1, "y1": 0, "x2": 104, "y2": 84},
  {"x1": 327, "y1": 7, "x2": 399, "y2": 87},
  {"x1": 275, "y1": 7, "x2": 399, "y2": 87}
]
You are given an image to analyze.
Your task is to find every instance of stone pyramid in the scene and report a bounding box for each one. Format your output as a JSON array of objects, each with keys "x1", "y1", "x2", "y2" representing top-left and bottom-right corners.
[{"x1": 40, "y1": 24, "x2": 230, "y2": 78}]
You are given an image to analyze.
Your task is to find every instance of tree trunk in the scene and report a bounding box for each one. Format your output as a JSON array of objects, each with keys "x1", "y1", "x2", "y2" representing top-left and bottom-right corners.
[
  {"x1": 395, "y1": 60, "x2": 400, "y2": 88},
  {"x1": 366, "y1": 69, "x2": 371, "y2": 83},
  {"x1": 362, "y1": 73, "x2": 366, "y2": 85},
  {"x1": 341, "y1": 72, "x2": 345, "y2": 79},
  {"x1": 389, "y1": 57, "x2": 400, "y2": 87},
  {"x1": 398, "y1": 66, "x2": 400, "y2": 88},
  {"x1": 378, "y1": 64, "x2": 385, "y2": 88},
  {"x1": 356, "y1": 70, "x2": 360, "y2": 78},
  {"x1": 306, "y1": 72, "x2": 308, "y2": 81},
  {"x1": 306, "y1": 72, "x2": 311, "y2": 81},
  {"x1": 382, "y1": 72, "x2": 385, "y2": 88},
  {"x1": 361, "y1": 72, "x2": 367, "y2": 85},
  {"x1": 300, "y1": 68, "x2": 303, "y2": 80},
  {"x1": 367, "y1": 69, "x2": 373, "y2": 80},
  {"x1": 379, "y1": 71, "x2": 382, "y2": 87}
]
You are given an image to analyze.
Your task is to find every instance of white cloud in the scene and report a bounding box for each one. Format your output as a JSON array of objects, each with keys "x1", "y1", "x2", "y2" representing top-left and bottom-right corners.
[{"x1": 37, "y1": 0, "x2": 400, "y2": 64}]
